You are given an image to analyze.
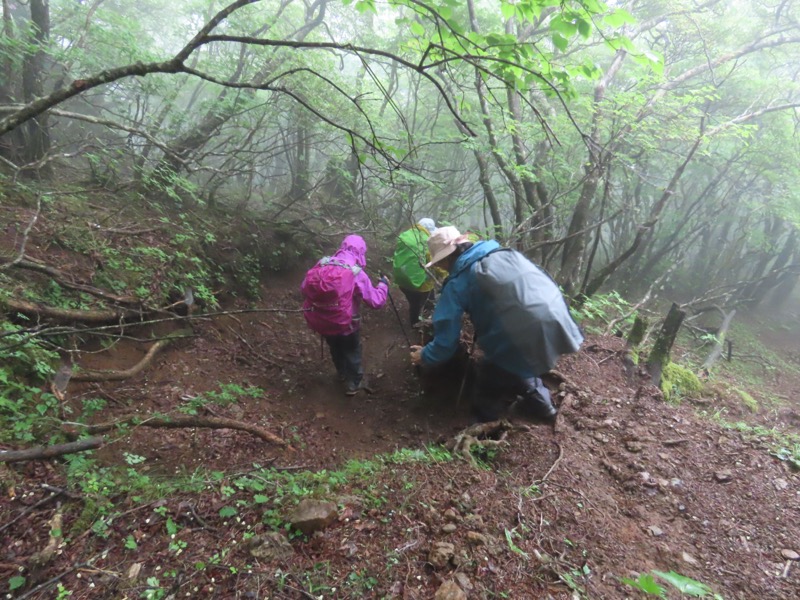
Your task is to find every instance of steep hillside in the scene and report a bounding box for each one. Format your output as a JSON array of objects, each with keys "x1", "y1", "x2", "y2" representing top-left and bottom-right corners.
[{"x1": 1, "y1": 194, "x2": 799, "y2": 600}]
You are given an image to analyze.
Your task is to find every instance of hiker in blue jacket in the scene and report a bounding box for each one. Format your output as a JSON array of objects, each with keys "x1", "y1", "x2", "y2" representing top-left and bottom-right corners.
[{"x1": 410, "y1": 226, "x2": 583, "y2": 422}]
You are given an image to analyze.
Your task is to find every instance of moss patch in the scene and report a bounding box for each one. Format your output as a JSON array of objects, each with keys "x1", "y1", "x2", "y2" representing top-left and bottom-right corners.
[
  {"x1": 735, "y1": 388, "x2": 759, "y2": 413},
  {"x1": 660, "y1": 362, "x2": 703, "y2": 403}
]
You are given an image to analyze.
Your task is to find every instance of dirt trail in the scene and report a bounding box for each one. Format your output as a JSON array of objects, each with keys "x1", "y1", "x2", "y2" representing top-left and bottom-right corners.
[{"x1": 3, "y1": 268, "x2": 800, "y2": 599}]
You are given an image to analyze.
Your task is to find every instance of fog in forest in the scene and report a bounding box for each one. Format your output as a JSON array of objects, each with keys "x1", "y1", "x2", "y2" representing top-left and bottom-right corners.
[{"x1": 2, "y1": 0, "x2": 800, "y2": 314}]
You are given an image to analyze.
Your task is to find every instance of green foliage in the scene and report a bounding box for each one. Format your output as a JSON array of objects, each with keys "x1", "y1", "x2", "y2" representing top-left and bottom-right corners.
[
  {"x1": 8, "y1": 576, "x2": 26, "y2": 592},
  {"x1": 178, "y1": 383, "x2": 263, "y2": 415},
  {"x1": 622, "y1": 570, "x2": 723, "y2": 598},
  {"x1": 734, "y1": 388, "x2": 759, "y2": 413},
  {"x1": 572, "y1": 292, "x2": 632, "y2": 332}
]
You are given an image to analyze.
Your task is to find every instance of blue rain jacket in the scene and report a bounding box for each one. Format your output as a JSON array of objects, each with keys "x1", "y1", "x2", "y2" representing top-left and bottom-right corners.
[{"x1": 421, "y1": 240, "x2": 583, "y2": 378}]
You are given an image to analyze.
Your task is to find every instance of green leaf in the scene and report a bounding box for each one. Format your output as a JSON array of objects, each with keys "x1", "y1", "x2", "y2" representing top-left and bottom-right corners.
[
  {"x1": 124, "y1": 535, "x2": 138, "y2": 550},
  {"x1": 354, "y1": 0, "x2": 376, "y2": 14},
  {"x1": 621, "y1": 574, "x2": 666, "y2": 597},
  {"x1": 219, "y1": 506, "x2": 237, "y2": 518},
  {"x1": 9, "y1": 576, "x2": 26, "y2": 591},
  {"x1": 500, "y1": 2, "x2": 516, "y2": 20},
  {"x1": 552, "y1": 33, "x2": 569, "y2": 52},
  {"x1": 253, "y1": 494, "x2": 269, "y2": 504},
  {"x1": 166, "y1": 517, "x2": 178, "y2": 536},
  {"x1": 653, "y1": 571, "x2": 714, "y2": 597},
  {"x1": 577, "y1": 17, "x2": 592, "y2": 38},
  {"x1": 410, "y1": 21, "x2": 425, "y2": 37},
  {"x1": 604, "y1": 8, "x2": 636, "y2": 28},
  {"x1": 550, "y1": 15, "x2": 578, "y2": 38}
]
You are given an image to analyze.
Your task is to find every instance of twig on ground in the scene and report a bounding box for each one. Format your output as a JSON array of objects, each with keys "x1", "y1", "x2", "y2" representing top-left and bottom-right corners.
[{"x1": 537, "y1": 442, "x2": 564, "y2": 485}]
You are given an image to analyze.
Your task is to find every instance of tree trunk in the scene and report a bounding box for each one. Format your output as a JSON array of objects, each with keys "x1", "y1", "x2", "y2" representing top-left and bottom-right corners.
[
  {"x1": 646, "y1": 303, "x2": 686, "y2": 386},
  {"x1": 701, "y1": 309, "x2": 736, "y2": 371},
  {"x1": 21, "y1": 0, "x2": 51, "y2": 173}
]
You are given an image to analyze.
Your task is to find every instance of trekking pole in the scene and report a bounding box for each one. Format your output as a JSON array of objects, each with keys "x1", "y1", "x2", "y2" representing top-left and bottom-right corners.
[{"x1": 379, "y1": 271, "x2": 412, "y2": 346}]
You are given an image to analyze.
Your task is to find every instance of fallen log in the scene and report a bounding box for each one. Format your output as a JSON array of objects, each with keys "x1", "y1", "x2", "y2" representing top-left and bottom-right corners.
[
  {"x1": 0, "y1": 436, "x2": 103, "y2": 463},
  {"x1": 4, "y1": 297, "x2": 142, "y2": 324},
  {"x1": 74, "y1": 414, "x2": 287, "y2": 447}
]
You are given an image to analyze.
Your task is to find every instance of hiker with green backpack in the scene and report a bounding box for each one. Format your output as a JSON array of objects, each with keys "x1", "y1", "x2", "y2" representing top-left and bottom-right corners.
[
  {"x1": 301, "y1": 235, "x2": 389, "y2": 396},
  {"x1": 391, "y1": 218, "x2": 438, "y2": 326},
  {"x1": 409, "y1": 226, "x2": 584, "y2": 423}
]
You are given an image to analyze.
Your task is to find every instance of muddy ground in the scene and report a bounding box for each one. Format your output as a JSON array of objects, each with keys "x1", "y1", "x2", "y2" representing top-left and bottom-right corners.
[{"x1": 2, "y1": 217, "x2": 800, "y2": 599}]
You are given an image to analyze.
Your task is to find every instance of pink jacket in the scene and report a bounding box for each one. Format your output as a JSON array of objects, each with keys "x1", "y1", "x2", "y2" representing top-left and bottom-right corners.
[{"x1": 302, "y1": 235, "x2": 388, "y2": 335}]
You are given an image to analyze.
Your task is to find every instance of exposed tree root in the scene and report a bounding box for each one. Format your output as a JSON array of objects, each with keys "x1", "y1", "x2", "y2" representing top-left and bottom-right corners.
[
  {"x1": 71, "y1": 338, "x2": 172, "y2": 382},
  {"x1": 70, "y1": 329, "x2": 192, "y2": 383},
  {"x1": 72, "y1": 414, "x2": 288, "y2": 447},
  {"x1": 0, "y1": 436, "x2": 104, "y2": 463},
  {"x1": 446, "y1": 420, "x2": 515, "y2": 466}
]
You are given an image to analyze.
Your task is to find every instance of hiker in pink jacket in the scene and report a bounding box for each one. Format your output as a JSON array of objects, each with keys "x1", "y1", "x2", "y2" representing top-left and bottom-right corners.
[{"x1": 301, "y1": 235, "x2": 389, "y2": 395}]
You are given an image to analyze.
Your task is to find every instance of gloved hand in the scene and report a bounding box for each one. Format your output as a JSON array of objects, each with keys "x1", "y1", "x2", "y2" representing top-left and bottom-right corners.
[{"x1": 410, "y1": 345, "x2": 423, "y2": 366}]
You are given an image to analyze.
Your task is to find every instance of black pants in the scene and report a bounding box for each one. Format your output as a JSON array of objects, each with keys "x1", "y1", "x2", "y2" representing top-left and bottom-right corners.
[
  {"x1": 471, "y1": 361, "x2": 552, "y2": 422},
  {"x1": 399, "y1": 287, "x2": 434, "y2": 326},
  {"x1": 324, "y1": 330, "x2": 363, "y2": 387}
]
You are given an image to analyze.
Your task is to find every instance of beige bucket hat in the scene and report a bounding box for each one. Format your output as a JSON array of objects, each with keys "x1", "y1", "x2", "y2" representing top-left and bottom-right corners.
[{"x1": 425, "y1": 226, "x2": 467, "y2": 268}]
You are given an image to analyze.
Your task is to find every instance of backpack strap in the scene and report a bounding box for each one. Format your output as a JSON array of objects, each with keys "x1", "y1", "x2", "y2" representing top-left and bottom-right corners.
[{"x1": 319, "y1": 256, "x2": 362, "y2": 275}]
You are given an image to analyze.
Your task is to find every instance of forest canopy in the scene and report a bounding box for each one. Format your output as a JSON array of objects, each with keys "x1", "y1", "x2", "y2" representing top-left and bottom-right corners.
[{"x1": 1, "y1": 0, "x2": 799, "y2": 310}]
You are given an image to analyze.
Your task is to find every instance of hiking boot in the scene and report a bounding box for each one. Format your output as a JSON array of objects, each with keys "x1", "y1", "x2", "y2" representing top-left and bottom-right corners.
[
  {"x1": 514, "y1": 391, "x2": 557, "y2": 423},
  {"x1": 344, "y1": 381, "x2": 360, "y2": 396}
]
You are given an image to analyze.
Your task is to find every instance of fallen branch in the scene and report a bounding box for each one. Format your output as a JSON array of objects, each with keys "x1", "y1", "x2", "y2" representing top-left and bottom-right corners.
[
  {"x1": 76, "y1": 414, "x2": 287, "y2": 446},
  {"x1": 0, "y1": 196, "x2": 41, "y2": 270},
  {"x1": 0, "y1": 436, "x2": 103, "y2": 463},
  {"x1": 13, "y1": 258, "x2": 141, "y2": 305},
  {"x1": 4, "y1": 297, "x2": 142, "y2": 324},
  {"x1": 0, "y1": 486, "x2": 65, "y2": 534}
]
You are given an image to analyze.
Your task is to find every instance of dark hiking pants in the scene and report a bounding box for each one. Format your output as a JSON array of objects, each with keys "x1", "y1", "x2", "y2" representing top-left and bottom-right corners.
[
  {"x1": 471, "y1": 361, "x2": 553, "y2": 423},
  {"x1": 399, "y1": 287, "x2": 434, "y2": 326},
  {"x1": 325, "y1": 330, "x2": 363, "y2": 388}
]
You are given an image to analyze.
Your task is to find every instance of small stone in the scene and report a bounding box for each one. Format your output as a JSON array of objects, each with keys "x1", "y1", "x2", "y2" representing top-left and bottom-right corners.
[
  {"x1": 647, "y1": 525, "x2": 664, "y2": 537},
  {"x1": 434, "y1": 580, "x2": 466, "y2": 600},
  {"x1": 444, "y1": 508, "x2": 460, "y2": 522},
  {"x1": 774, "y1": 478, "x2": 789, "y2": 491},
  {"x1": 441, "y1": 523, "x2": 457, "y2": 533},
  {"x1": 625, "y1": 440, "x2": 644, "y2": 453},
  {"x1": 781, "y1": 549, "x2": 800, "y2": 561},
  {"x1": 428, "y1": 542, "x2": 455, "y2": 569},
  {"x1": 466, "y1": 531, "x2": 490, "y2": 545},
  {"x1": 454, "y1": 572, "x2": 473, "y2": 591},
  {"x1": 682, "y1": 551, "x2": 698, "y2": 565},
  {"x1": 714, "y1": 470, "x2": 732, "y2": 483},
  {"x1": 285, "y1": 499, "x2": 338, "y2": 535},
  {"x1": 464, "y1": 514, "x2": 486, "y2": 530},
  {"x1": 247, "y1": 532, "x2": 294, "y2": 561}
]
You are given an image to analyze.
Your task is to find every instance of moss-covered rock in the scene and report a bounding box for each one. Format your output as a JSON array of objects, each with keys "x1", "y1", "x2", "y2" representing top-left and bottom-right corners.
[{"x1": 660, "y1": 362, "x2": 703, "y2": 403}]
